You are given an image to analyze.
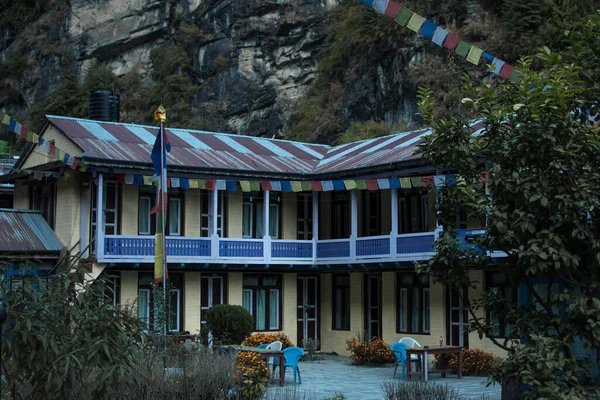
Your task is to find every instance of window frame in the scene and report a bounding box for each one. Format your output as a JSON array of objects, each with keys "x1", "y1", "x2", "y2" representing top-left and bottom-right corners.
[
  {"x1": 242, "y1": 274, "x2": 282, "y2": 332},
  {"x1": 138, "y1": 195, "x2": 153, "y2": 235},
  {"x1": 296, "y1": 193, "x2": 313, "y2": 240},
  {"x1": 396, "y1": 271, "x2": 431, "y2": 334},
  {"x1": 168, "y1": 196, "x2": 183, "y2": 236},
  {"x1": 332, "y1": 274, "x2": 351, "y2": 331},
  {"x1": 241, "y1": 193, "x2": 281, "y2": 239},
  {"x1": 360, "y1": 191, "x2": 381, "y2": 237},
  {"x1": 398, "y1": 191, "x2": 430, "y2": 234},
  {"x1": 485, "y1": 270, "x2": 518, "y2": 338}
]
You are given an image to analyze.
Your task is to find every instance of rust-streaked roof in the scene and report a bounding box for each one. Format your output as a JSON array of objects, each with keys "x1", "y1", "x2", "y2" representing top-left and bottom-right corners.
[
  {"x1": 44, "y1": 116, "x2": 485, "y2": 177},
  {"x1": 0, "y1": 209, "x2": 63, "y2": 254}
]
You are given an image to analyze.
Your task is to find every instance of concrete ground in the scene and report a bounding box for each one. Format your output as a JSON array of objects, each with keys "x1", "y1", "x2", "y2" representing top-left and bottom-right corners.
[{"x1": 264, "y1": 355, "x2": 501, "y2": 400}]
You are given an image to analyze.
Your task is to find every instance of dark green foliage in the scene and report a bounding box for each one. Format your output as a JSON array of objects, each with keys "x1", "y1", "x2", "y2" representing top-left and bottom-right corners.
[
  {"x1": 336, "y1": 120, "x2": 394, "y2": 144},
  {"x1": 381, "y1": 381, "x2": 470, "y2": 400},
  {"x1": 205, "y1": 304, "x2": 254, "y2": 345},
  {"x1": 2, "y1": 266, "x2": 146, "y2": 400}
]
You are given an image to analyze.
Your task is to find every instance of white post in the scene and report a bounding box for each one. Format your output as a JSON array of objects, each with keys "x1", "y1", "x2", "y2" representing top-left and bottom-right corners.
[
  {"x1": 312, "y1": 192, "x2": 319, "y2": 263},
  {"x1": 264, "y1": 190, "x2": 271, "y2": 263},
  {"x1": 350, "y1": 190, "x2": 358, "y2": 261},
  {"x1": 211, "y1": 187, "x2": 219, "y2": 260},
  {"x1": 80, "y1": 181, "x2": 88, "y2": 258},
  {"x1": 96, "y1": 173, "x2": 104, "y2": 261},
  {"x1": 390, "y1": 188, "x2": 398, "y2": 259}
]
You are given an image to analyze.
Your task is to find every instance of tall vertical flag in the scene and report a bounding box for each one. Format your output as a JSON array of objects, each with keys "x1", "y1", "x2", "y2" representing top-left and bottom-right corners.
[{"x1": 151, "y1": 105, "x2": 170, "y2": 285}]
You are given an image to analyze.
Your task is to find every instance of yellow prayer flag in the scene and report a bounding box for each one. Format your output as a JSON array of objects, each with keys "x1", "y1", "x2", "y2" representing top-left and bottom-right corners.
[
  {"x1": 343, "y1": 180, "x2": 357, "y2": 190},
  {"x1": 143, "y1": 176, "x2": 153, "y2": 186},
  {"x1": 1, "y1": 114, "x2": 10, "y2": 125},
  {"x1": 406, "y1": 13, "x2": 426, "y2": 32},
  {"x1": 154, "y1": 233, "x2": 164, "y2": 283},
  {"x1": 290, "y1": 181, "x2": 302, "y2": 192},
  {"x1": 467, "y1": 46, "x2": 483, "y2": 65},
  {"x1": 240, "y1": 181, "x2": 251, "y2": 192},
  {"x1": 57, "y1": 149, "x2": 65, "y2": 161},
  {"x1": 189, "y1": 179, "x2": 199, "y2": 189},
  {"x1": 32, "y1": 133, "x2": 39, "y2": 144}
]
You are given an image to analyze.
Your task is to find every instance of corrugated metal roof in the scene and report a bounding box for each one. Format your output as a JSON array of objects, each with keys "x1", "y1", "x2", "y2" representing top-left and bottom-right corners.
[
  {"x1": 0, "y1": 209, "x2": 63, "y2": 253},
  {"x1": 46, "y1": 116, "x2": 484, "y2": 177}
]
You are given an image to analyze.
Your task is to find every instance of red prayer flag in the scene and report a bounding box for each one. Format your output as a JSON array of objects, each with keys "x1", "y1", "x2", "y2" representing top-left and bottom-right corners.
[
  {"x1": 20, "y1": 126, "x2": 27, "y2": 139},
  {"x1": 70, "y1": 158, "x2": 80, "y2": 170},
  {"x1": 167, "y1": 177, "x2": 172, "y2": 188},
  {"x1": 49, "y1": 143, "x2": 56, "y2": 156},
  {"x1": 366, "y1": 179, "x2": 379, "y2": 191},
  {"x1": 384, "y1": 1, "x2": 402, "y2": 18},
  {"x1": 311, "y1": 181, "x2": 322, "y2": 191},
  {"x1": 422, "y1": 176, "x2": 434, "y2": 187},
  {"x1": 499, "y1": 63, "x2": 513, "y2": 80},
  {"x1": 443, "y1": 33, "x2": 460, "y2": 51},
  {"x1": 206, "y1": 180, "x2": 216, "y2": 190},
  {"x1": 261, "y1": 181, "x2": 272, "y2": 191},
  {"x1": 116, "y1": 174, "x2": 125, "y2": 184}
]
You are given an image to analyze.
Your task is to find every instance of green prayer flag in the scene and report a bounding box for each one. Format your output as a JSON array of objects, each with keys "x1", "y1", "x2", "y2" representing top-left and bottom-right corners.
[
  {"x1": 198, "y1": 179, "x2": 206, "y2": 189},
  {"x1": 400, "y1": 178, "x2": 412, "y2": 189},
  {"x1": 250, "y1": 181, "x2": 261, "y2": 192},
  {"x1": 466, "y1": 46, "x2": 483, "y2": 65},
  {"x1": 509, "y1": 69, "x2": 524, "y2": 84},
  {"x1": 406, "y1": 13, "x2": 426, "y2": 32},
  {"x1": 410, "y1": 177, "x2": 424, "y2": 187},
  {"x1": 455, "y1": 40, "x2": 471, "y2": 58},
  {"x1": 394, "y1": 7, "x2": 413, "y2": 26},
  {"x1": 300, "y1": 181, "x2": 312, "y2": 191},
  {"x1": 356, "y1": 180, "x2": 367, "y2": 190}
]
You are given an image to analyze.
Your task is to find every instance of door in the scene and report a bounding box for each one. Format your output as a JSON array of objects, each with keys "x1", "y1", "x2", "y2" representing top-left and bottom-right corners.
[
  {"x1": 297, "y1": 276, "x2": 318, "y2": 347},
  {"x1": 366, "y1": 274, "x2": 382, "y2": 340},
  {"x1": 447, "y1": 287, "x2": 469, "y2": 347},
  {"x1": 201, "y1": 275, "x2": 225, "y2": 325}
]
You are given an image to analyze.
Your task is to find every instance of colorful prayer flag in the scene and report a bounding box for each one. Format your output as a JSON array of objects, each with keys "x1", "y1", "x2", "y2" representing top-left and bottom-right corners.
[
  {"x1": 372, "y1": 0, "x2": 389, "y2": 14},
  {"x1": 419, "y1": 20, "x2": 438, "y2": 39},
  {"x1": 410, "y1": 176, "x2": 424, "y2": 187},
  {"x1": 154, "y1": 232, "x2": 167, "y2": 284},
  {"x1": 333, "y1": 180, "x2": 345, "y2": 191},
  {"x1": 366, "y1": 180, "x2": 379, "y2": 191},
  {"x1": 270, "y1": 181, "x2": 282, "y2": 191},
  {"x1": 260, "y1": 181, "x2": 272, "y2": 191},
  {"x1": 321, "y1": 181, "x2": 334, "y2": 192},
  {"x1": 240, "y1": 181, "x2": 252, "y2": 192},
  {"x1": 389, "y1": 178, "x2": 401, "y2": 189},
  {"x1": 455, "y1": 40, "x2": 471, "y2": 58},
  {"x1": 189, "y1": 179, "x2": 199, "y2": 189},
  {"x1": 143, "y1": 175, "x2": 153, "y2": 186},
  {"x1": 394, "y1": 7, "x2": 413, "y2": 26},
  {"x1": 1, "y1": 114, "x2": 9, "y2": 125},
  {"x1": 356, "y1": 180, "x2": 367, "y2": 190},
  {"x1": 467, "y1": 46, "x2": 483, "y2": 65},
  {"x1": 377, "y1": 179, "x2": 390, "y2": 190},
  {"x1": 291, "y1": 181, "x2": 303, "y2": 192},
  {"x1": 499, "y1": 63, "x2": 513, "y2": 80},
  {"x1": 399, "y1": 178, "x2": 412, "y2": 189},
  {"x1": 301, "y1": 181, "x2": 312, "y2": 191},
  {"x1": 491, "y1": 58, "x2": 505, "y2": 75},
  {"x1": 250, "y1": 181, "x2": 261, "y2": 192},
  {"x1": 432, "y1": 27, "x2": 449, "y2": 47},
  {"x1": 227, "y1": 181, "x2": 238, "y2": 191},
  {"x1": 216, "y1": 180, "x2": 226, "y2": 191},
  {"x1": 443, "y1": 33, "x2": 460, "y2": 51},
  {"x1": 205, "y1": 180, "x2": 215, "y2": 190},
  {"x1": 406, "y1": 13, "x2": 426, "y2": 32},
  {"x1": 384, "y1": 0, "x2": 401, "y2": 18},
  {"x1": 281, "y1": 181, "x2": 293, "y2": 192},
  {"x1": 343, "y1": 180, "x2": 357, "y2": 190},
  {"x1": 311, "y1": 181, "x2": 322, "y2": 191},
  {"x1": 180, "y1": 178, "x2": 189, "y2": 189}
]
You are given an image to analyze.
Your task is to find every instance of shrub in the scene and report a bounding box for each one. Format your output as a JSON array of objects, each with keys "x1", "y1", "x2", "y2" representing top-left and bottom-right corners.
[
  {"x1": 345, "y1": 332, "x2": 396, "y2": 365},
  {"x1": 436, "y1": 348, "x2": 497, "y2": 376},
  {"x1": 242, "y1": 332, "x2": 294, "y2": 348},
  {"x1": 381, "y1": 380, "x2": 469, "y2": 400},
  {"x1": 205, "y1": 304, "x2": 254, "y2": 345},
  {"x1": 301, "y1": 338, "x2": 320, "y2": 361}
]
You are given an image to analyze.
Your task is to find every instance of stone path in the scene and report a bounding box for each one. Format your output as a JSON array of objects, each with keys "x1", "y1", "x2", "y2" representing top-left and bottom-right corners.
[{"x1": 264, "y1": 355, "x2": 501, "y2": 400}]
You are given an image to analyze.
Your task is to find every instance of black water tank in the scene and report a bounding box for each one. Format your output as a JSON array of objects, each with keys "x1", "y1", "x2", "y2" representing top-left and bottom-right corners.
[{"x1": 88, "y1": 90, "x2": 120, "y2": 122}]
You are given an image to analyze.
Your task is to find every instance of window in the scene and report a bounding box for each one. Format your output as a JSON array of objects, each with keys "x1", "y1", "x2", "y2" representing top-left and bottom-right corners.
[
  {"x1": 397, "y1": 272, "x2": 430, "y2": 334},
  {"x1": 297, "y1": 193, "x2": 313, "y2": 240},
  {"x1": 139, "y1": 196, "x2": 152, "y2": 235},
  {"x1": 137, "y1": 273, "x2": 183, "y2": 333},
  {"x1": 99, "y1": 272, "x2": 120, "y2": 308},
  {"x1": 91, "y1": 180, "x2": 121, "y2": 252},
  {"x1": 242, "y1": 275, "x2": 281, "y2": 331},
  {"x1": 137, "y1": 192, "x2": 183, "y2": 236},
  {"x1": 332, "y1": 275, "x2": 351, "y2": 330},
  {"x1": 30, "y1": 181, "x2": 56, "y2": 228},
  {"x1": 201, "y1": 274, "x2": 227, "y2": 324},
  {"x1": 398, "y1": 192, "x2": 429, "y2": 233},
  {"x1": 242, "y1": 193, "x2": 280, "y2": 239},
  {"x1": 330, "y1": 192, "x2": 350, "y2": 239},
  {"x1": 201, "y1": 190, "x2": 226, "y2": 237},
  {"x1": 485, "y1": 271, "x2": 518, "y2": 337},
  {"x1": 168, "y1": 197, "x2": 182, "y2": 235},
  {"x1": 360, "y1": 191, "x2": 380, "y2": 237}
]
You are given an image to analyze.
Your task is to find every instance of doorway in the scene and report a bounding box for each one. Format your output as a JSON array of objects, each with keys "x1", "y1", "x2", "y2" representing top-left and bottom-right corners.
[
  {"x1": 365, "y1": 273, "x2": 382, "y2": 340},
  {"x1": 297, "y1": 276, "x2": 318, "y2": 347},
  {"x1": 447, "y1": 287, "x2": 469, "y2": 347}
]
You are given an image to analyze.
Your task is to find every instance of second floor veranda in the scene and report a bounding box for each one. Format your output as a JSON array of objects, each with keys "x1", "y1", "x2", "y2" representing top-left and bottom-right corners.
[{"x1": 90, "y1": 174, "x2": 487, "y2": 265}]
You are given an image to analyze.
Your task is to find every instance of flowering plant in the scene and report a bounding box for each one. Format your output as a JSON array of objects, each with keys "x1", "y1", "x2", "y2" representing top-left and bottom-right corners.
[
  {"x1": 242, "y1": 332, "x2": 294, "y2": 348},
  {"x1": 233, "y1": 351, "x2": 269, "y2": 382},
  {"x1": 345, "y1": 332, "x2": 396, "y2": 365},
  {"x1": 436, "y1": 348, "x2": 497, "y2": 375}
]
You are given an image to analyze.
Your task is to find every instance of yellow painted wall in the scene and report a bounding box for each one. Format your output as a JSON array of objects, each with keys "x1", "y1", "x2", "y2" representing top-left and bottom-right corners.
[
  {"x1": 13, "y1": 180, "x2": 28, "y2": 209},
  {"x1": 282, "y1": 273, "x2": 298, "y2": 345},
  {"x1": 184, "y1": 272, "x2": 201, "y2": 335},
  {"x1": 121, "y1": 184, "x2": 138, "y2": 235},
  {"x1": 21, "y1": 125, "x2": 83, "y2": 169},
  {"x1": 227, "y1": 191, "x2": 243, "y2": 238},
  {"x1": 228, "y1": 272, "x2": 243, "y2": 306},
  {"x1": 55, "y1": 171, "x2": 81, "y2": 252},
  {"x1": 186, "y1": 189, "x2": 201, "y2": 236},
  {"x1": 381, "y1": 190, "x2": 391, "y2": 234},
  {"x1": 357, "y1": 191, "x2": 363, "y2": 236},
  {"x1": 120, "y1": 271, "x2": 138, "y2": 308},
  {"x1": 282, "y1": 192, "x2": 297, "y2": 240},
  {"x1": 319, "y1": 192, "x2": 331, "y2": 239}
]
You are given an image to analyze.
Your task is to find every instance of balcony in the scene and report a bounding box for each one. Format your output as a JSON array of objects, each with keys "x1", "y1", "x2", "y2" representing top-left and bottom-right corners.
[{"x1": 98, "y1": 230, "x2": 465, "y2": 265}]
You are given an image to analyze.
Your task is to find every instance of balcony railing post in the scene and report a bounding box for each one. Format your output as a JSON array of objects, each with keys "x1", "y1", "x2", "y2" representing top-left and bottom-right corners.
[
  {"x1": 312, "y1": 192, "x2": 319, "y2": 264},
  {"x1": 390, "y1": 188, "x2": 398, "y2": 258},
  {"x1": 96, "y1": 173, "x2": 105, "y2": 261},
  {"x1": 211, "y1": 187, "x2": 219, "y2": 261},
  {"x1": 264, "y1": 190, "x2": 271, "y2": 263},
  {"x1": 350, "y1": 190, "x2": 358, "y2": 261}
]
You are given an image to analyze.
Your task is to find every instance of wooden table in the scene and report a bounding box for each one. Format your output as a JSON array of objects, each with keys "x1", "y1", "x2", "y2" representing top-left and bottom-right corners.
[
  {"x1": 224, "y1": 345, "x2": 286, "y2": 386},
  {"x1": 405, "y1": 346, "x2": 463, "y2": 381}
]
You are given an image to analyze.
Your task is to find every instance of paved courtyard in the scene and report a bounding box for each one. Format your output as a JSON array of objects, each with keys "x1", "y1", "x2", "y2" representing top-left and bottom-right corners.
[{"x1": 264, "y1": 355, "x2": 501, "y2": 400}]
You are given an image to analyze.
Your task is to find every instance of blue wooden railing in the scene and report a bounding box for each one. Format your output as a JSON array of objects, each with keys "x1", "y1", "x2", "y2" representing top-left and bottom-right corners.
[
  {"x1": 397, "y1": 233, "x2": 436, "y2": 254},
  {"x1": 317, "y1": 240, "x2": 351, "y2": 258},
  {"x1": 271, "y1": 241, "x2": 313, "y2": 259},
  {"x1": 104, "y1": 236, "x2": 211, "y2": 257},
  {"x1": 219, "y1": 239, "x2": 263, "y2": 258},
  {"x1": 356, "y1": 237, "x2": 390, "y2": 257}
]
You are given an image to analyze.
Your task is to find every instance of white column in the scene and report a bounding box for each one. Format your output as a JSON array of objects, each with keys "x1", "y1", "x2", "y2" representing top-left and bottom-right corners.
[
  {"x1": 312, "y1": 192, "x2": 319, "y2": 263},
  {"x1": 350, "y1": 190, "x2": 358, "y2": 261},
  {"x1": 390, "y1": 188, "x2": 398, "y2": 258},
  {"x1": 211, "y1": 187, "x2": 219, "y2": 260},
  {"x1": 96, "y1": 173, "x2": 104, "y2": 261},
  {"x1": 80, "y1": 182, "x2": 88, "y2": 257},
  {"x1": 263, "y1": 190, "x2": 271, "y2": 263}
]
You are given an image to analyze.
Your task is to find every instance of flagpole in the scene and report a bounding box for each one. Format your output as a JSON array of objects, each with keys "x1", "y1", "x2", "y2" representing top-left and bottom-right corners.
[{"x1": 160, "y1": 119, "x2": 167, "y2": 342}]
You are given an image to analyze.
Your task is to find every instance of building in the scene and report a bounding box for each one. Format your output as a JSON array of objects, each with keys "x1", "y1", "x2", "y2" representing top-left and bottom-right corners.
[{"x1": 1, "y1": 114, "x2": 503, "y2": 356}]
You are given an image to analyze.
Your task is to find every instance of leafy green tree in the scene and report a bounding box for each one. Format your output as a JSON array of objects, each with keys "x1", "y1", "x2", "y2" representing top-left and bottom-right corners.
[
  {"x1": 2, "y1": 266, "x2": 146, "y2": 400},
  {"x1": 417, "y1": 16, "x2": 600, "y2": 399}
]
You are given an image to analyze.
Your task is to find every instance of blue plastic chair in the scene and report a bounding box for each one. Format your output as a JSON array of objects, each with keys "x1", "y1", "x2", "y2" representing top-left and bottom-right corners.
[
  {"x1": 257, "y1": 343, "x2": 268, "y2": 349},
  {"x1": 391, "y1": 342, "x2": 410, "y2": 380},
  {"x1": 282, "y1": 347, "x2": 305, "y2": 384}
]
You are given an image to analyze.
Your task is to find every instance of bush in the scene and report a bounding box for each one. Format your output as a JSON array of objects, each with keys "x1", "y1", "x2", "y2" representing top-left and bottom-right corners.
[
  {"x1": 381, "y1": 381, "x2": 469, "y2": 400},
  {"x1": 242, "y1": 332, "x2": 294, "y2": 349},
  {"x1": 345, "y1": 332, "x2": 396, "y2": 365},
  {"x1": 436, "y1": 348, "x2": 497, "y2": 376},
  {"x1": 205, "y1": 304, "x2": 254, "y2": 345}
]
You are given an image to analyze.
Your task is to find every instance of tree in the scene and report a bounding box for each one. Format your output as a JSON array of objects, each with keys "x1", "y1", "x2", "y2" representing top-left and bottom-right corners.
[{"x1": 417, "y1": 15, "x2": 600, "y2": 399}]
